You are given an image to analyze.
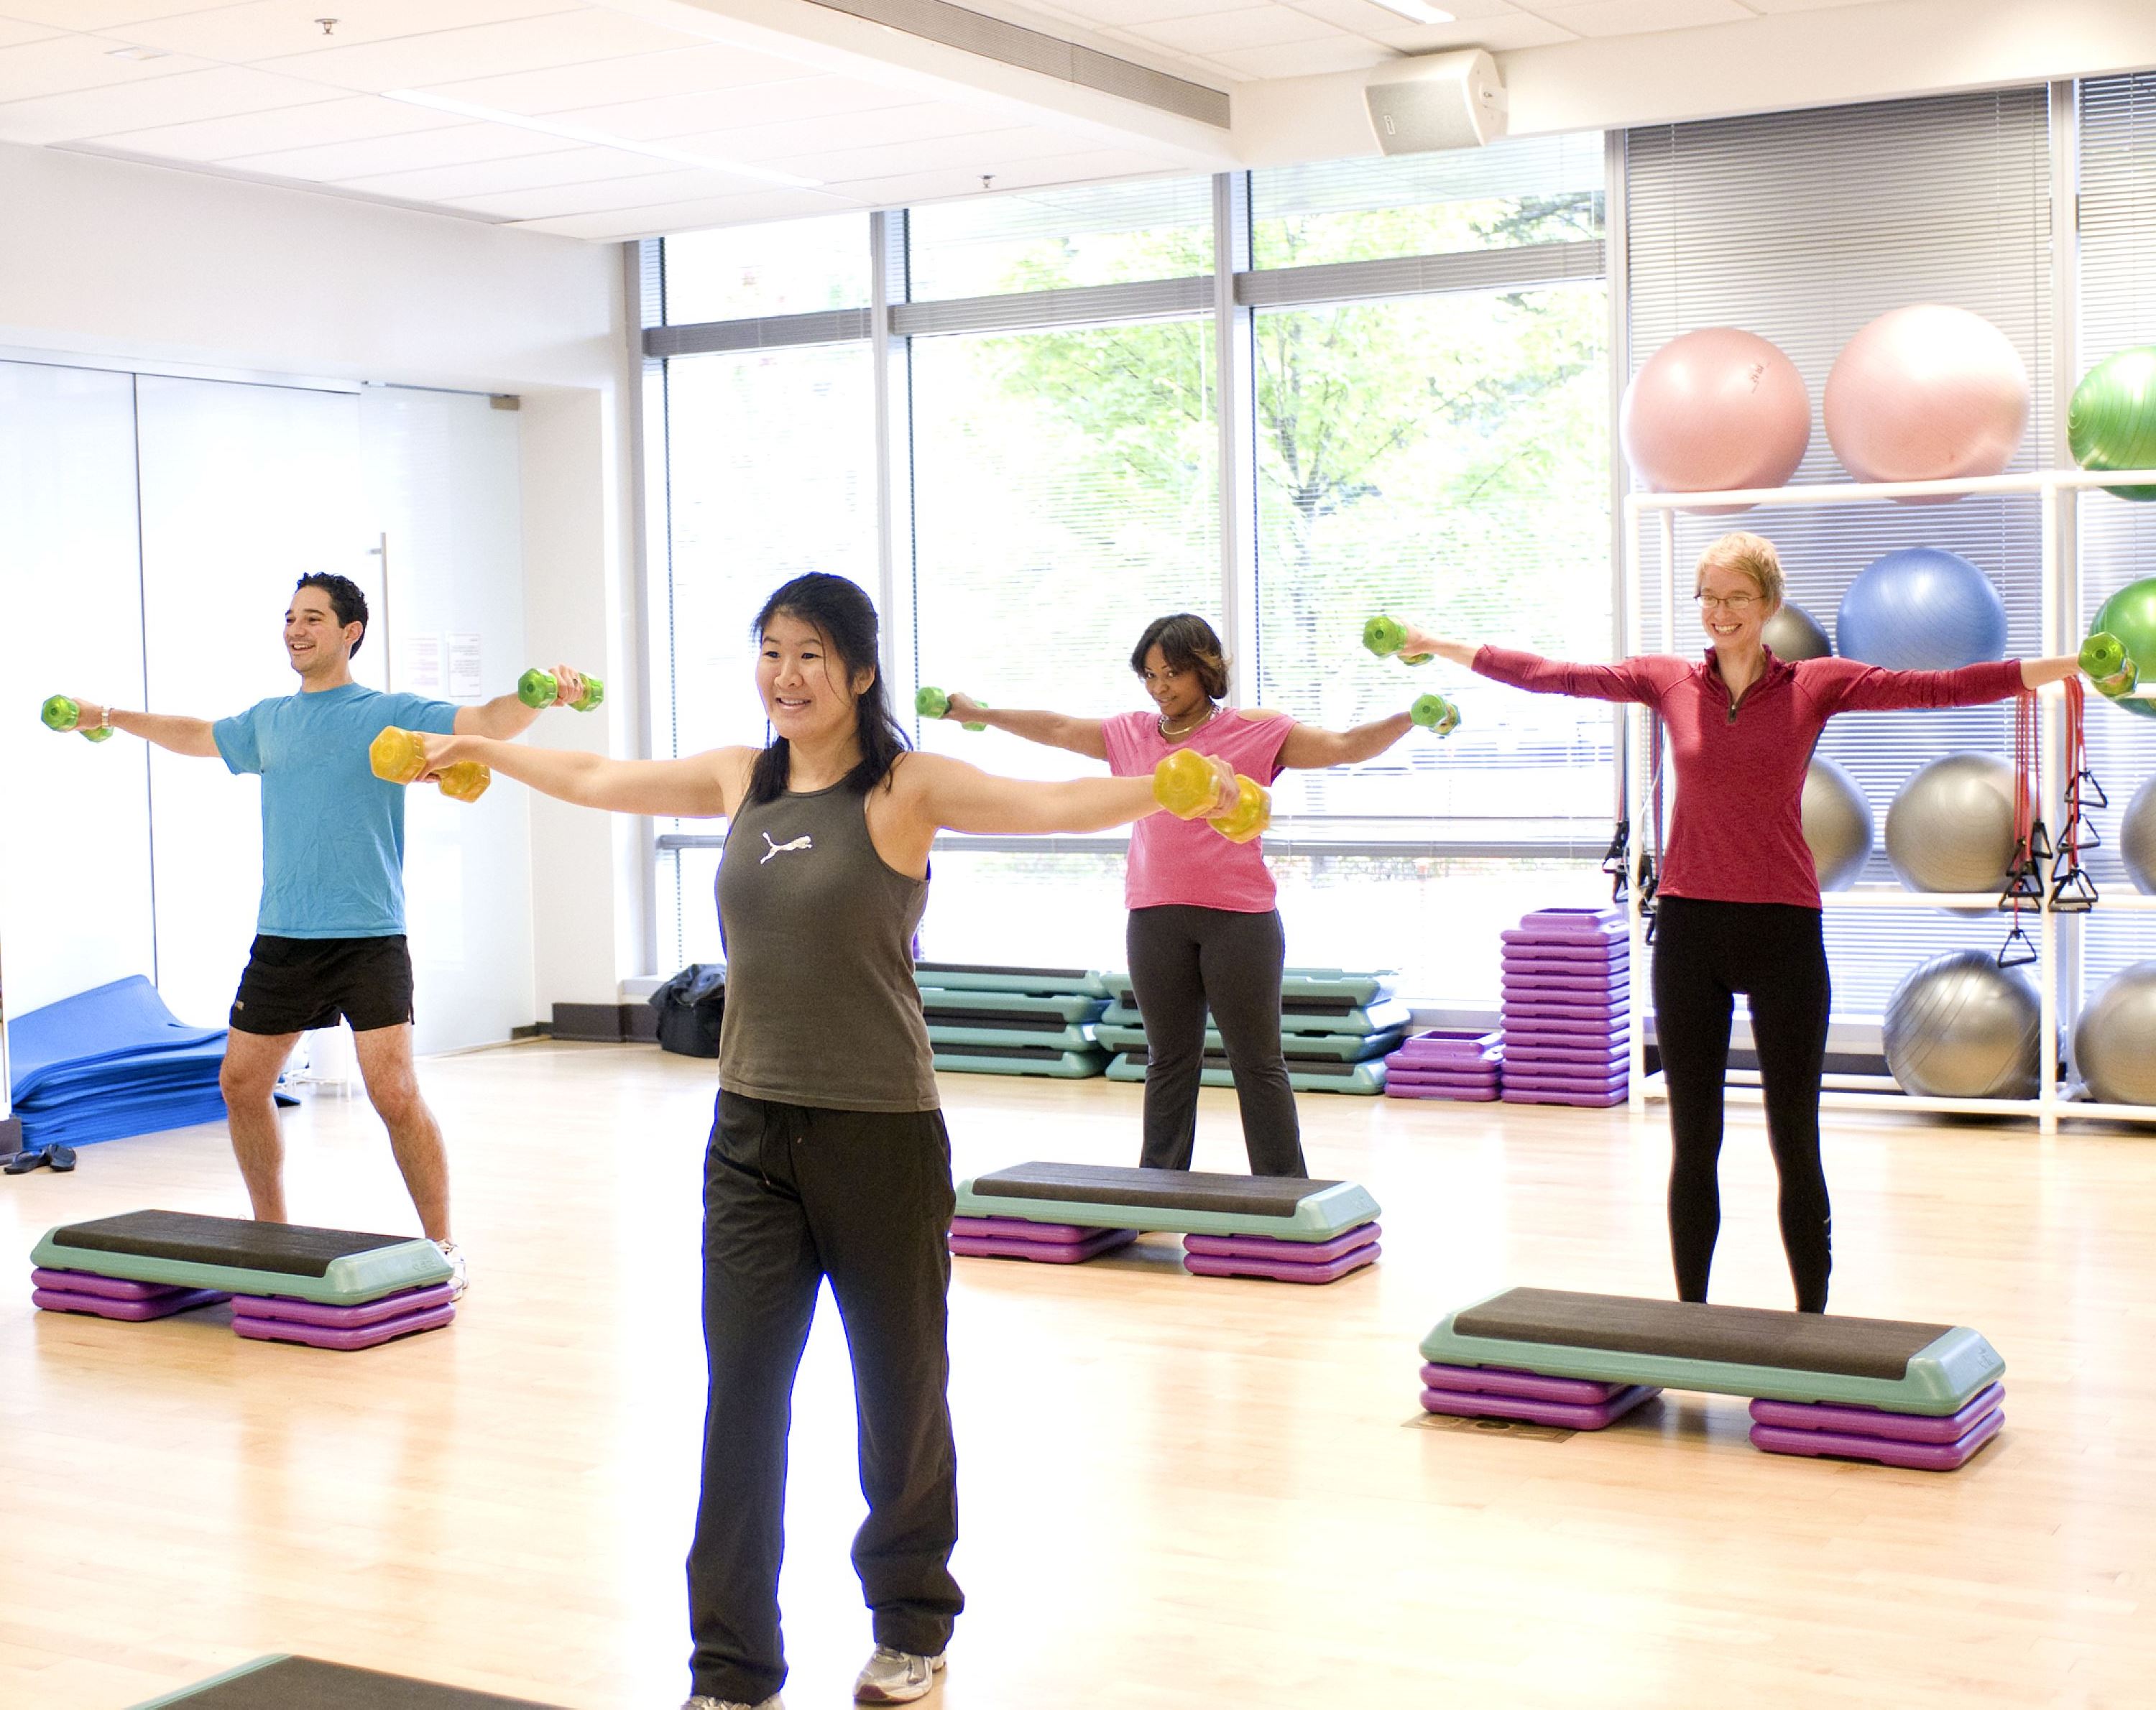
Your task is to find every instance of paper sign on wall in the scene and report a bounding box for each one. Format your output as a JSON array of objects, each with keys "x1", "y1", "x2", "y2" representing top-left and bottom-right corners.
[
  {"x1": 402, "y1": 633, "x2": 443, "y2": 696},
  {"x1": 448, "y1": 634, "x2": 484, "y2": 701}
]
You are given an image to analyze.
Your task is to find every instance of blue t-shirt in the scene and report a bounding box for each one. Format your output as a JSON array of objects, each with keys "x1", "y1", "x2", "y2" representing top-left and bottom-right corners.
[{"x1": 213, "y1": 683, "x2": 460, "y2": 939}]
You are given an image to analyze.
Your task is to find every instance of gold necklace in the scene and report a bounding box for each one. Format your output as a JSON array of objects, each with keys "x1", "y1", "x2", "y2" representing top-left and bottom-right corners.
[{"x1": 1158, "y1": 703, "x2": 1217, "y2": 740}]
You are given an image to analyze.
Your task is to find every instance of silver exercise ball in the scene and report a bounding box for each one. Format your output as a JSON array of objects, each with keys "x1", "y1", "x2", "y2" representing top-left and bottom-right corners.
[
  {"x1": 1764, "y1": 601, "x2": 1833, "y2": 662},
  {"x1": 2073, "y1": 961, "x2": 2156, "y2": 1105},
  {"x1": 1883, "y1": 951, "x2": 2042, "y2": 1100},
  {"x1": 1802, "y1": 757, "x2": 1874, "y2": 890},
  {"x1": 2120, "y1": 777, "x2": 2156, "y2": 895},
  {"x1": 1884, "y1": 753, "x2": 2018, "y2": 902}
]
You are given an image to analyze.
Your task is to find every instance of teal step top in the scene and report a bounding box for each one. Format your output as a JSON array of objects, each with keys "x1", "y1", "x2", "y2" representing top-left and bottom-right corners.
[
  {"x1": 928, "y1": 1020, "x2": 1099, "y2": 1051},
  {"x1": 32, "y1": 1209, "x2": 451, "y2": 1307},
  {"x1": 913, "y1": 961, "x2": 1112, "y2": 999},
  {"x1": 917, "y1": 989, "x2": 1107, "y2": 1025},
  {"x1": 1105, "y1": 1053, "x2": 1387, "y2": 1095},
  {"x1": 1102, "y1": 966, "x2": 1396, "y2": 1007},
  {"x1": 932, "y1": 1045, "x2": 1109, "y2": 1078},
  {"x1": 1419, "y1": 1287, "x2": 2004, "y2": 1416},
  {"x1": 1094, "y1": 1024, "x2": 1405, "y2": 1061},
  {"x1": 1100, "y1": 996, "x2": 1411, "y2": 1038},
  {"x1": 956, "y1": 1160, "x2": 1380, "y2": 1241}
]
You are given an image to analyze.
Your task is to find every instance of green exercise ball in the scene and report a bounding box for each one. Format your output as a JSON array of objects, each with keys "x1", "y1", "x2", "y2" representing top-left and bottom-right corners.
[
  {"x1": 2091, "y1": 577, "x2": 2156, "y2": 721},
  {"x1": 2069, "y1": 348, "x2": 2156, "y2": 502}
]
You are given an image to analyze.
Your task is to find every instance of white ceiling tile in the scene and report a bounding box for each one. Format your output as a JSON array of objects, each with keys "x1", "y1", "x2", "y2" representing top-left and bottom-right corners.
[
  {"x1": 1204, "y1": 35, "x2": 1390, "y2": 73},
  {"x1": 1529, "y1": 0, "x2": 1751, "y2": 36},
  {"x1": 86, "y1": 92, "x2": 463, "y2": 161},
  {"x1": 781, "y1": 124, "x2": 1084, "y2": 182},
  {"x1": 0, "y1": 1, "x2": 222, "y2": 24},
  {"x1": 554, "y1": 79, "x2": 911, "y2": 144},
  {"x1": 0, "y1": 17, "x2": 60, "y2": 48},
  {"x1": 338, "y1": 143, "x2": 683, "y2": 200},
  {"x1": 511, "y1": 186, "x2": 861, "y2": 240},
  {"x1": 255, "y1": 9, "x2": 703, "y2": 93},
  {"x1": 662, "y1": 103, "x2": 999, "y2": 166},
  {"x1": 420, "y1": 42, "x2": 823, "y2": 116},
  {"x1": 0, "y1": 32, "x2": 218, "y2": 102},
  {"x1": 449, "y1": 165, "x2": 784, "y2": 218},
  {"x1": 1128, "y1": 6, "x2": 1342, "y2": 52},
  {"x1": 0, "y1": 63, "x2": 337, "y2": 146},
  {"x1": 1024, "y1": 0, "x2": 1260, "y2": 24},
  {"x1": 228, "y1": 120, "x2": 571, "y2": 181},
  {"x1": 1741, "y1": 0, "x2": 1887, "y2": 10},
  {"x1": 1370, "y1": 13, "x2": 1578, "y2": 47},
  {"x1": 835, "y1": 149, "x2": 1164, "y2": 210},
  {"x1": 112, "y1": 1, "x2": 584, "y2": 61}
]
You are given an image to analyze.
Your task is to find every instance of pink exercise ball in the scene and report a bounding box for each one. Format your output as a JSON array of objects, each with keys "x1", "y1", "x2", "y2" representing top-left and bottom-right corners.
[
  {"x1": 1620, "y1": 328, "x2": 1811, "y2": 499},
  {"x1": 1823, "y1": 305, "x2": 2030, "y2": 486}
]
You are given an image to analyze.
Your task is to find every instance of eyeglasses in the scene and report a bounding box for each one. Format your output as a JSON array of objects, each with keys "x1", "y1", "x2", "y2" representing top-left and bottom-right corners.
[{"x1": 1696, "y1": 591, "x2": 1760, "y2": 613}]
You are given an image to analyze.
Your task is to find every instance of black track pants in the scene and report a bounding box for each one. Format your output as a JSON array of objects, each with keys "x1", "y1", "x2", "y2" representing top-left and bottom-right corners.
[
  {"x1": 1651, "y1": 897, "x2": 1834, "y2": 1313},
  {"x1": 686, "y1": 1092, "x2": 963, "y2": 1705},
  {"x1": 1125, "y1": 904, "x2": 1307, "y2": 1178}
]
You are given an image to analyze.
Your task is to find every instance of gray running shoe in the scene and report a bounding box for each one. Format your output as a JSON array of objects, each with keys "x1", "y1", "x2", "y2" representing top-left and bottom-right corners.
[
  {"x1": 852, "y1": 1647, "x2": 946, "y2": 1703},
  {"x1": 434, "y1": 1240, "x2": 468, "y2": 1300}
]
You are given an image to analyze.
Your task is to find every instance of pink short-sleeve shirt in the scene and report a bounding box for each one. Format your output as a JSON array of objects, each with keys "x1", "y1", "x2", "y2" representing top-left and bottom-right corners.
[{"x1": 1100, "y1": 707, "x2": 1295, "y2": 912}]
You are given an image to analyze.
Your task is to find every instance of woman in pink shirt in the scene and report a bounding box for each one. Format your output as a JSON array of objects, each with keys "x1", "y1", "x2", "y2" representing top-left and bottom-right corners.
[
  {"x1": 936, "y1": 614, "x2": 1423, "y2": 1177},
  {"x1": 1397, "y1": 532, "x2": 2081, "y2": 1312}
]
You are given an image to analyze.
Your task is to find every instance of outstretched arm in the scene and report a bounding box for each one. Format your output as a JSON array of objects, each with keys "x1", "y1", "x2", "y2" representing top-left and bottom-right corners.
[
  {"x1": 1279, "y1": 712, "x2": 1414, "y2": 768},
  {"x1": 904, "y1": 752, "x2": 1159, "y2": 836},
  {"x1": 63, "y1": 700, "x2": 220, "y2": 759},
  {"x1": 453, "y1": 664, "x2": 593, "y2": 740},
  {"x1": 1819, "y1": 656, "x2": 2072, "y2": 715},
  {"x1": 939, "y1": 691, "x2": 1108, "y2": 760},
  {"x1": 417, "y1": 729, "x2": 744, "y2": 818},
  {"x1": 2022, "y1": 655, "x2": 2083, "y2": 689}
]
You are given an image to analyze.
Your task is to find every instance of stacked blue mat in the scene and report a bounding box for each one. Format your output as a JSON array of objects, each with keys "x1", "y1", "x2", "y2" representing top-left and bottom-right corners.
[
  {"x1": 1098, "y1": 968, "x2": 1408, "y2": 1095},
  {"x1": 6, "y1": 977, "x2": 228, "y2": 1147}
]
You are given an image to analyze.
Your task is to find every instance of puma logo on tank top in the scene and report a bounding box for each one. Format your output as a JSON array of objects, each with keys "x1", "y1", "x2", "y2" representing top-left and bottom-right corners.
[{"x1": 761, "y1": 831, "x2": 813, "y2": 863}]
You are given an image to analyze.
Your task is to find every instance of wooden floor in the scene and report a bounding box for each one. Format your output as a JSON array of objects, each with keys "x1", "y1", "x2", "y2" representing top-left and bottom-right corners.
[{"x1": 3, "y1": 1043, "x2": 2151, "y2": 1710}]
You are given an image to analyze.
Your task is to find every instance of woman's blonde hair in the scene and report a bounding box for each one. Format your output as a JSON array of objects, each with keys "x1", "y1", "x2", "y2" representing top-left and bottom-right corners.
[{"x1": 1695, "y1": 531, "x2": 1784, "y2": 609}]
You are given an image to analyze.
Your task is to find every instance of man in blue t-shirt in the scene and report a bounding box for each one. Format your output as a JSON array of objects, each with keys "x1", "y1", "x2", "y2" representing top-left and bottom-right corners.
[{"x1": 66, "y1": 573, "x2": 590, "y2": 1296}]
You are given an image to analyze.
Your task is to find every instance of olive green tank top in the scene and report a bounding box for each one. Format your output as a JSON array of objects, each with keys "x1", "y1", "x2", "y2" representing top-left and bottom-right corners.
[{"x1": 716, "y1": 778, "x2": 938, "y2": 1112}]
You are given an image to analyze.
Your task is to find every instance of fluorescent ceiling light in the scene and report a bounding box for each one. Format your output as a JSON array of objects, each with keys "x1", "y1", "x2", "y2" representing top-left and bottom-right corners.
[
  {"x1": 383, "y1": 89, "x2": 821, "y2": 189},
  {"x1": 1365, "y1": 0, "x2": 1455, "y2": 21}
]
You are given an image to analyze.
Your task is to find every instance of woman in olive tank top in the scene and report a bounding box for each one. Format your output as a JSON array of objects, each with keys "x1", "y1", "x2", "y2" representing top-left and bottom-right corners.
[{"x1": 414, "y1": 574, "x2": 1188, "y2": 1710}]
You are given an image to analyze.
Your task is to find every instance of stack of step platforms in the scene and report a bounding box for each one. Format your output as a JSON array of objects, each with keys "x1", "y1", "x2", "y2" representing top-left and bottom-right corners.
[
  {"x1": 915, "y1": 962, "x2": 1110, "y2": 1078},
  {"x1": 30, "y1": 1210, "x2": 456, "y2": 1351},
  {"x1": 1384, "y1": 1029, "x2": 1503, "y2": 1101},
  {"x1": 952, "y1": 1162, "x2": 1381, "y2": 1284},
  {"x1": 1417, "y1": 1288, "x2": 2006, "y2": 1471},
  {"x1": 1097, "y1": 968, "x2": 1408, "y2": 1096},
  {"x1": 1499, "y1": 909, "x2": 1628, "y2": 1107}
]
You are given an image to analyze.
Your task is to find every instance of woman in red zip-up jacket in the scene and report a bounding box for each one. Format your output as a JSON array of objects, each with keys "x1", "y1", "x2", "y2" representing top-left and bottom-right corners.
[{"x1": 1398, "y1": 532, "x2": 2081, "y2": 1313}]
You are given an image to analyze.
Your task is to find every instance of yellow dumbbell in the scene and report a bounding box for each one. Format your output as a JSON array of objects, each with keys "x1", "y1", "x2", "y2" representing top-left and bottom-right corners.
[{"x1": 369, "y1": 727, "x2": 490, "y2": 803}]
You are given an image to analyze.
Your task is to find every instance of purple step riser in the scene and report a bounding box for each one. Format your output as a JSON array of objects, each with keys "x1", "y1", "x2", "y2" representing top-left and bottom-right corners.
[
  {"x1": 1184, "y1": 1224, "x2": 1378, "y2": 1262},
  {"x1": 231, "y1": 1283, "x2": 459, "y2": 1328},
  {"x1": 1419, "y1": 1362, "x2": 1632, "y2": 1405},
  {"x1": 1749, "y1": 1384, "x2": 2004, "y2": 1443},
  {"x1": 1749, "y1": 1408, "x2": 2003, "y2": 1471},
  {"x1": 1419, "y1": 1382, "x2": 1659, "y2": 1431},
  {"x1": 1184, "y1": 1243, "x2": 1378, "y2": 1284},
  {"x1": 233, "y1": 1302, "x2": 457, "y2": 1351},
  {"x1": 34, "y1": 1286, "x2": 227, "y2": 1323}
]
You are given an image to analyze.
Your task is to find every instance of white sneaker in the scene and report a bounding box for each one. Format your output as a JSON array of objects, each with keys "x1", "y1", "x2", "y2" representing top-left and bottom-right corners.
[
  {"x1": 435, "y1": 1240, "x2": 468, "y2": 1300},
  {"x1": 680, "y1": 1697, "x2": 780, "y2": 1710},
  {"x1": 853, "y1": 1647, "x2": 945, "y2": 1704}
]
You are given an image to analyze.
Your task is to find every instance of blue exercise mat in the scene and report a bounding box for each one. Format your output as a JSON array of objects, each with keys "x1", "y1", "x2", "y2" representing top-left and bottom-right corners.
[{"x1": 8, "y1": 976, "x2": 229, "y2": 1148}]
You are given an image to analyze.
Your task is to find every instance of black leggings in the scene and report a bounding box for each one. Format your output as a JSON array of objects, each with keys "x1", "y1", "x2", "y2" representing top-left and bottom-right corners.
[
  {"x1": 1651, "y1": 897, "x2": 1833, "y2": 1313},
  {"x1": 1125, "y1": 905, "x2": 1307, "y2": 1177}
]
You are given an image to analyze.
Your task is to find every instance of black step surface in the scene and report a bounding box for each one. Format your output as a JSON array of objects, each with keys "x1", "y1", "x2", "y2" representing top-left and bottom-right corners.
[
  {"x1": 52, "y1": 1211, "x2": 413, "y2": 1280},
  {"x1": 972, "y1": 1161, "x2": 1335, "y2": 1215}
]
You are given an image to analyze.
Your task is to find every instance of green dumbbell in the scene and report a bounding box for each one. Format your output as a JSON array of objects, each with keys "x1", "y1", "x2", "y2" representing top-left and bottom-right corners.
[
  {"x1": 1363, "y1": 614, "x2": 1433, "y2": 665},
  {"x1": 41, "y1": 695, "x2": 114, "y2": 742},
  {"x1": 517, "y1": 667, "x2": 604, "y2": 712},
  {"x1": 2080, "y1": 631, "x2": 2138, "y2": 698},
  {"x1": 916, "y1": 685, "x2": 987, "y2": 731},
  {"x1": 1410, "y1": 693, "x2": 1460, "y2": 737}
]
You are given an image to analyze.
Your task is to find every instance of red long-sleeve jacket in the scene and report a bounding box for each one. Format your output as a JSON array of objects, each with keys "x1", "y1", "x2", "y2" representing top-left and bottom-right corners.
[{"x1": 1474, "y1": 645, "x2": 2027, "y2": 908}]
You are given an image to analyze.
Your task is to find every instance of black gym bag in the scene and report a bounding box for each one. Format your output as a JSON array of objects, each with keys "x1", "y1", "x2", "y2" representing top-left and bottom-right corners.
[{"x1": 650, "y1": 963, "x2": 727, "y2": 1058}]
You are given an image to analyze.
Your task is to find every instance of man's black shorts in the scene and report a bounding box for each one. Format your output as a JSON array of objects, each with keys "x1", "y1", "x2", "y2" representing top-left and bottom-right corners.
[{"x1": 230, "y1": 935, "x2": 415, "y2": 1036}]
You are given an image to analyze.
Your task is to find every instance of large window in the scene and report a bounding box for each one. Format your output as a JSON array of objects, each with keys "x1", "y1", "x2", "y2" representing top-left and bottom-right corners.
[{"x1": 648, "y1": 144, "x2": 1614, "y2": 1000}]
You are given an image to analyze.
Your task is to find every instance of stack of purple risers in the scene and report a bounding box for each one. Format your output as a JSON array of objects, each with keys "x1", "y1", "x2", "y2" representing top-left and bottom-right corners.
[
  {"x1": 1748, "y1": 1383, "x2": 2006, "y2": 1471},
  {"x1": 1419, "y1": 1362, "x2": 1662, "y2": 1430},
  {"x1": 1499, "y1": 908, "x2": 1629, "y2": 1108},
  {"x1": 1383, "y1": 1029, "x2": 1502, "y2": 1101},
  {"x1": 31, "y1": 1268, "x2": 457, "y2": 1351}
]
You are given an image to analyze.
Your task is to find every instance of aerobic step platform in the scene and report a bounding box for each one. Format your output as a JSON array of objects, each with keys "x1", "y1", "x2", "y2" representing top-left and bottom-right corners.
[
  {"x1": 916, "y1": 962, "x2": 1110, "y2": 1078},
  {"x1": 1417, "y1": 1287, "x2": 2004, "y2": 1470},
  {"x1": 1100, "y1": 966, "x2": 1404, "y2": 1094},
  {"x1": 129, "y1": 1654, "x2": 572, "y2": 1709},
  {"x1": 31, "y1": 1209, "x2": 456, "y2": 1351},
  {"x1": 953, "y1": 1161, "x2": 1380, "y2": 1283},
  {"x1": 1498, "y1": 909, "x2": 1628, "y2": 1107}
]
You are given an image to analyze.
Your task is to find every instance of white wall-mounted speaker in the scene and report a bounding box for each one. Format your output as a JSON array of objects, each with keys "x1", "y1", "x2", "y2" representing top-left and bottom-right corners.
[{"x1": 1364, "y1": 50, "x2": 1508, "y2": 155}]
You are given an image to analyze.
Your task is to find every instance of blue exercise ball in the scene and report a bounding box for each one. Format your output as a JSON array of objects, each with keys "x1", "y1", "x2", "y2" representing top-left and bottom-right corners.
[{"x1": 1835, "y1": 547, "x2": 2008, "y2": 670}]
